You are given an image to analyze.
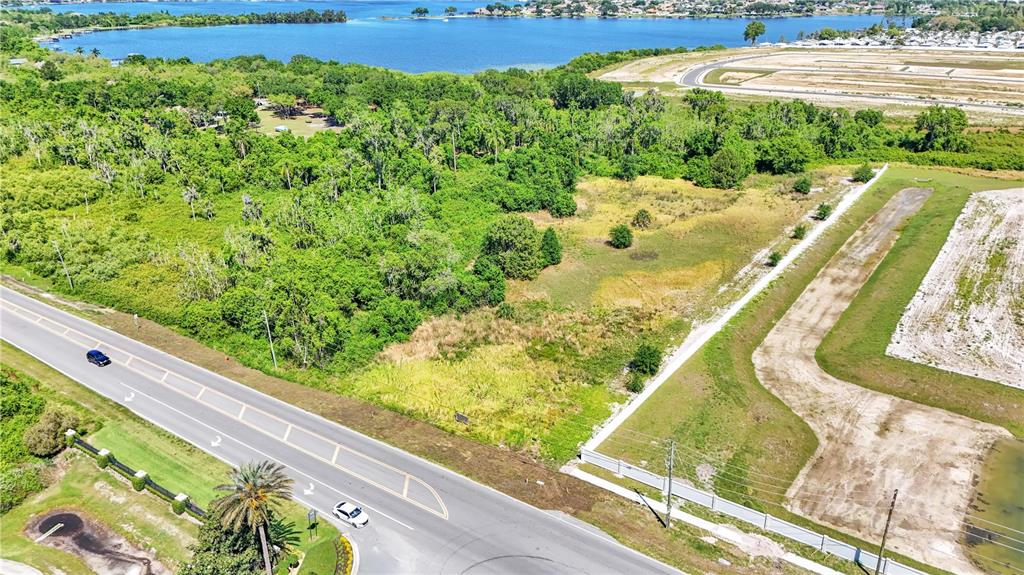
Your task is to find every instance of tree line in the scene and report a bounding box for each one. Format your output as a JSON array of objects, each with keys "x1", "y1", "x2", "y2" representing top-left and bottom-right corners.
[
  {"x1": 0, "y1": 8, "x2": 347, "y2": 36},
  {"x1": 1, "y1": 47, "x2": 1018, "y2": 376}
]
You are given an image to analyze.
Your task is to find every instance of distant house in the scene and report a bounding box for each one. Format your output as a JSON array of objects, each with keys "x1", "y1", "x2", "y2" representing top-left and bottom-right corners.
[
  {"x1": 8, "y1": 58, "x2": 28, "y2": 66},
  {"x1": 274, "y1": 125, "x2": 290, "y2": 133}
]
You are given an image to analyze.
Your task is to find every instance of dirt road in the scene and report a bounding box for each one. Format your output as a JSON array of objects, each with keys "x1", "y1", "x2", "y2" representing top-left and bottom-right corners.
[{"x1": 752, "y1": 188, "x2": 1011, "y2": 574}]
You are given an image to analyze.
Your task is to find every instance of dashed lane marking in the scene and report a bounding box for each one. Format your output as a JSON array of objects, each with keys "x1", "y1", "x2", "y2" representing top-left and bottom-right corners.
[{"x1": 1, "y1": 298, "x2": 449, "y2": 520}]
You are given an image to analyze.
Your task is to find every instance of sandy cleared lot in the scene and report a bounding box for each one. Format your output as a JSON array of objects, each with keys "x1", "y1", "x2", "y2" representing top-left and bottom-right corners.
[
  {"x1": 752, "y1": 187, "x2": 1011, "y2": 575},
  {"x1": 888, "y1": 188, "x2": 1024, "y2": 389},
  {"x1": 599, "y1": 48, "x2": 1024, "y2": 121},
  {"x1": 714, "y1": 51, "x2": 1024, "y2": 108}
]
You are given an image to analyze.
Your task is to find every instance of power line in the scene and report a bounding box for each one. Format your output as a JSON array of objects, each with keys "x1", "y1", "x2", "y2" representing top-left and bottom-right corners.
[
  {"x1": 669, "y1": 451, "x2": 890, "y2": 506},
  {"x1": 965, "y1": 514, "x2": 1024, "y2": 537},
  {"x1": 930, "y1": 541, "x2": 1024, "y2": 575}
]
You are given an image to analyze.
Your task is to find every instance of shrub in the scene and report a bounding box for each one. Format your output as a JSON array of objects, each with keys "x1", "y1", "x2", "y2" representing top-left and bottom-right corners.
[
  {"x1": 631, "y1": 209, "x2": 652, "y2": 229},
  {"x1": 472, "y1": 256, "x2": 506, "y2": 305},
  {"x1": 171, "y1": 497, "x2": 188, "y2": 515},
  {"x1": 96, "y1": 453, "x2": 110, "y2": 468},
  {"x1": 0, "y1": 465, "x2": 45, "y2": 514},
  {"x1": 630, "y1": 342, "x2": 662, "y2": 376},
  {"x1": 131, "y1": 473, "x2": 147, "y2": 492},
  {"x1": 767, "y1": 251, "x2": 782, "y2": 267},
  {"x1": 625, "y1": 372, "x2": 645, "y2": 394},
  {"x1": 619, "y1": 154, "x2": 641, "y2": 181},
  {"x1": 23, "y1": 407, "x2": 79, "y2": 458},
  {"x1": 791, "y1": 223, "x2": 808, "y2": 240},
  {"x1": 792, "y1": 175, "x2": 811, "y2": 195},
  {"x1": 495, "y1": 302, "x2": 515, "y2": 320},
  {"x1": 548, "y1": 193, "x2": 577, "y2": 218},
  {"x1": 852, "y1": 164, "x2": 874, "y2": 183},
  {"x1": 815, "y1": 202, "x2": 834, "y2": 221},
  {"x1": 609, "y1": 225, "x2": 632, "y2": 249},
  {"x1": 540, "y1": 227, "x2": 562, "y2": 266}
]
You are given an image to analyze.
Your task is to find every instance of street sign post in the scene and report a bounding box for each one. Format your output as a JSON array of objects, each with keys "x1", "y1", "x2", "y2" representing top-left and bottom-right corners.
[{"x1": 307, "y1": 508, "x2": 318, "y2": 540}]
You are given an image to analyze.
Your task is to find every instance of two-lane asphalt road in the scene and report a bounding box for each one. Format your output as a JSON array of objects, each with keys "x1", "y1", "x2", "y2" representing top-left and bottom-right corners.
[{"x1": 1, "y1": 285, "x2": 679, "y2": 575}]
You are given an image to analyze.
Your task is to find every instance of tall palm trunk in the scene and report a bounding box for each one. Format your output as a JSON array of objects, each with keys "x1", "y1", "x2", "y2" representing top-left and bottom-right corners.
[{"x1": 258, "y1": 523, "x2": 273, "y2": 575}]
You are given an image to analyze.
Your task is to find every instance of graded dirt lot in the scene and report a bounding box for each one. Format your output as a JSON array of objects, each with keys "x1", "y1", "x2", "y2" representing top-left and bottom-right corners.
[
  {"x1": 598, "y1": 48, "x2": 1024, "y2": 121},
  {"x1": 752, "y1": 187, "x2": 1011, "y2": 575},
  {"x1": 887, "y1": 188, "x2": 1024, "y2": 389},
  {"x1": 715, "y1": 51, "x2": 1024, "y2": 109}
]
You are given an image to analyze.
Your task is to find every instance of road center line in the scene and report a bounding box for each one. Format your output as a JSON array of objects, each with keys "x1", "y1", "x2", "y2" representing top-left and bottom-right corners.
[
  {"x1": 2, "y1": 297, "x2": 449, "y2": 520},
  {"x1": 116, "y1": 381, "x2": 416, "y2": 531}
]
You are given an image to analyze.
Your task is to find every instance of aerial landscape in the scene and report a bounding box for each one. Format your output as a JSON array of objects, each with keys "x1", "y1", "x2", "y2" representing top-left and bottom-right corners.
[{"x1": 0, "y1": 0, "x2": 1021, "y2": 574}]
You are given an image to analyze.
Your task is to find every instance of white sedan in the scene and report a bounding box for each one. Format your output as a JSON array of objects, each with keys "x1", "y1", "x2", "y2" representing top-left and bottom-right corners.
[{"x1": 332, "y1": 501, "x2": 369, "y2": 528}]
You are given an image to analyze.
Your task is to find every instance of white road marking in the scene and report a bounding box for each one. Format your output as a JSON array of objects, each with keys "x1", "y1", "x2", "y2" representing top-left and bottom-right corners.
[
  {"x1": 2, "y1": 296, "x2": 449, "y2": 520},
  {"x1": 117, "y1": 381, "x2": 416, "y2": 531}
]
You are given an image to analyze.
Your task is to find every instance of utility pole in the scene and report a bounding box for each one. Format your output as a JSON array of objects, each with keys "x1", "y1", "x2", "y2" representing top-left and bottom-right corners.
[
  {"x1": 262, "y1": 309, "x2": 278, "y2": 369},
  {"x1": 52, "y1": 242, "x2": 73, "y2": 290},
  {"x1": 874, "y1": 489, "x2": 899, "y2": 575},
  {"x1": 664, "y1": 440, "x2": 675, "y2": 528}
]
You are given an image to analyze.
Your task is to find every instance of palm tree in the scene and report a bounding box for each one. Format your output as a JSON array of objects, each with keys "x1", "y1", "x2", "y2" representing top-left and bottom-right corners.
[
  {"x1": 212, "y1": 461, "x2": 293, "y2": 575},
  {"x1": 182, "y1": 185, "x2": 200, "y2": 218},
  {"x1": 74, "y1": 47, "x2": 84, "y2": 55},
  {"x1": 90, "y1": 48, "x2": 100, "y2": 57}
]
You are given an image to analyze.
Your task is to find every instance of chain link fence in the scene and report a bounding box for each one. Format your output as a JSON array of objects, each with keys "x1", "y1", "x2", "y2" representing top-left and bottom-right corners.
[{"x1": 580, "y1": 448, "x2": 926, "y2": 575}]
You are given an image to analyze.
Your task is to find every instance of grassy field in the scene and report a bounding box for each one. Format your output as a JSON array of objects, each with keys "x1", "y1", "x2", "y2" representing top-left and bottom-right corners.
[
  {"x1": 0, "y1": 342, "x2": 340, "y2": 573},
  {"x1": 594, "y1": 165, "x2": 1024, "y2": 575},
  {"x1": 968, "y1": 439, "x2": 1024, "y2": 575},
  {"x1": 353, "y1": 171, "x2": 845, "y2": 459},
  {"x1": 255, "y1": 106, "x2": 339, "y2": 138}
]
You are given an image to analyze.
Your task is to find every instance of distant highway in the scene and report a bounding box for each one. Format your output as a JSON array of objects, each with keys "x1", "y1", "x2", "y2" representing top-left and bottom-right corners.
[
  {"x1": 1, "y1": 285, "x2": 680, "y2": 575},
  {"x1": 677, "y1": 53, "x2": 1024, "y2": 114}
]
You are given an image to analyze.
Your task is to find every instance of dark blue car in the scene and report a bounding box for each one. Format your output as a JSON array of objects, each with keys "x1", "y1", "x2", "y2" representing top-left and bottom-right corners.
[{"x1": 86, "y1": 349, "x2": 111, "y2": 367}]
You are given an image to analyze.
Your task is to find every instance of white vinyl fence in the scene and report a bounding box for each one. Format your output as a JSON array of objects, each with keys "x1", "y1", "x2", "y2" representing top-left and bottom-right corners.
[{"x1": 580, "y1": 448, "x2": 928, "y2": 575}]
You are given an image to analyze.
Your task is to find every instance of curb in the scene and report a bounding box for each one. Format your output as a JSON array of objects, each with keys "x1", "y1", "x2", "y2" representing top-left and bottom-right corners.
[{"x1": 347, "y1": 535, "x2": 360, "y2": 575}]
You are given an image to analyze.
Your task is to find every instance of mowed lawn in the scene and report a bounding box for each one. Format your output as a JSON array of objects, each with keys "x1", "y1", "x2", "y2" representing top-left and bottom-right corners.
[
  {"x1": 1, "y1": 342, "x2": 340, "y2": 572},
  {"x1": 0, "y1": 455, "x2": 198, "y2": 574}
]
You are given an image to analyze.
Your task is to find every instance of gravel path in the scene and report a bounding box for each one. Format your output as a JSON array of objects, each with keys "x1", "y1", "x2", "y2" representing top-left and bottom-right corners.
[{"x1": 752, "y1": 187, "x2": 1011, "y2": 575}]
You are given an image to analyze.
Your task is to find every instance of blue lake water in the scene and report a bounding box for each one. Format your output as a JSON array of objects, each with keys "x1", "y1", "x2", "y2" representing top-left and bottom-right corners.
[{"x1": 36, "y1": 2, "x2": 884, "y2": 73}]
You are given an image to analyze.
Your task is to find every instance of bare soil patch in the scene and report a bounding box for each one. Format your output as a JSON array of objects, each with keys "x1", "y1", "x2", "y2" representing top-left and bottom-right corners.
[
  {"x1": 752, "y1": 188, "x2": 1011, "y2": 574},
  {"x1": 27, "y1": 510, "x2": 171, "y2": 575},
  {"x1": 887, "y1": 188, "x2": 1024, "y2": 389}
]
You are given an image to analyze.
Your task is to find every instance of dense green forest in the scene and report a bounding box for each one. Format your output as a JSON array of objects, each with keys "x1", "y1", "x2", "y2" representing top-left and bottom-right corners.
[{"x1": 2, "y1": 38, "x2": 1022, "y2": 448}]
